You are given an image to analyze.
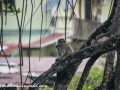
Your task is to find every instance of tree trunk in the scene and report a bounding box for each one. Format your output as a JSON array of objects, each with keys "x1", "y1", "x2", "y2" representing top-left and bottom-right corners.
[
  {"x1": 28, "y1": 0, "x2": 120, "y2": 90},
  {"x1": 115, "y1": 49, "x2": 120, "y2": 90}
]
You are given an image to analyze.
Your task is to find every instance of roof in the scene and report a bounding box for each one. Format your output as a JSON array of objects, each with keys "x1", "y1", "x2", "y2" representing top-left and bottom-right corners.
[
  {"x1": 24, "y1": 33, "x2": 73, "y2": 48},
  {"x1": 0, "y1": 57, "x2": 91, "y2": 74},
  {"x1": 1, "y1": 33, "x2": 73, "y2": 56},
  {"x1": 0, "y1": 73, "x2": 32, "y2": 85},
  {"x1": 0, "y1": 45, "x2": 18, "y2": 57}
]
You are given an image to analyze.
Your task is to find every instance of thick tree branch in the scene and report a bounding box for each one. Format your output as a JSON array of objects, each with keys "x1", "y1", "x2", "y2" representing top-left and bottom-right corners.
[
  {"x1": 76, "y1": 54, "x2": 101, "y2": 90},
  {"x1": 53, "y1": 61, "x2": 81, "y2": 90},
  {"x1": 115, "y1": 49, "x2": 120, "y2": 90},
  {"x1": 28, "y1": 0, "x2": 120, "y2": 90},
  {"x1": 95, "y1": 51, "x2": 115, "y2": 90},
  {"x1": 84, "y1": 0, "x2": 117, "y2": 47},
  {"x1": 101, "y1": 51, "x2": 115, "y2": 88},
  {"x1": 29, "y1": 34, "x2": 120, "y2": 90},
  {"x1": 53, "y1": 0, "x2": 117, "y2": 88},
  {"x1": 74, "y1": 0, "x2": 118, "y2": 89},
  {"x1": 94, "y1": 0, "x2": 120, "y2": 43},
  {"x1": 106, "y1": 69, "x2": 115, "y2": 89},
  {"x1": 29, "y1": 1, "x2": 119, "y2": 89}
]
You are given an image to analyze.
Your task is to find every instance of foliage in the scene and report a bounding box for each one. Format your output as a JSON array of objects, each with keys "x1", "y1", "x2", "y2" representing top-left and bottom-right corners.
[
  {"x1": 83, "y1": 66, "x2": 103, "y2": 89},
  {"x1": 40, "y1": 66, "x2": 103, "y2": 90},
  {"x1": 2, "y1": 3, "x2": 21, "y2": 13},
  {"x1": 68, "y1": 73, "x2": 80, "y2": 90}
]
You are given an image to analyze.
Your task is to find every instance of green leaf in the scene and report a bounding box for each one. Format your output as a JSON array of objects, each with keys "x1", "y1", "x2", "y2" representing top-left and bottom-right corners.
[
  {"x1": 16, "y1": 10, "x2": 20, "y2": 13},
  {"x1": 18, "y1": 8, "x2": 21, "y2": 11},
  {"x1": 7, "y1": 3, "x2": 10, "y2": 8},
  {"x1": 7, "y1": 8, "x2": 11, "y2": 12},
  {"x1": 11, "y1": 5, "x2": 15, "y2": 12},
  {"x1": 2, "y1": 3, "x2": 6, "y2": 9},
  {"x1": 16, "y1": 8, "x2": 21, "y2": 13}
]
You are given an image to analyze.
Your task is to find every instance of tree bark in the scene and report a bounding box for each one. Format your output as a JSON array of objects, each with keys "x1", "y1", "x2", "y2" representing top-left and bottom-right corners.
[
  {"x1": 95, "y1": 51, "x2": 115, "y2": 90},
  {"x1": 74, "y1": 0, "x2": 117, "y2": 89},
  {"x1": 76, "y1": 54, "x2": 101, "y2": 90},
  {"x1": 115, "y1": 49, "x2": 120, "y2": 90},
  {"x1": 28, "y1": 0, "x2": 120, "y2": 90},
  {"x1": 29, "y1": 34, "x2": 120, "y2": 90},
  {"x1": 53, "y1": 0, "x2": 117, "y2": 88}
]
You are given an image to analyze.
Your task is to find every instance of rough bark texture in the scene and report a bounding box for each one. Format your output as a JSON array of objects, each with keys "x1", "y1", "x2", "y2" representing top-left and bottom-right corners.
[
  {"x1": 28, "y1": 0, "x2": 120, "y2": 90},
  {"x1": 54, "y1": 62, "x2": 80, "y2": 90},
  {"x1": 76, "y1": 54, "x2": 101, "y2": 90},
  {"x1": 101, "y1": 51, "x2": 115, "y2": 88},
  {"x1": 94, "y1": 0, "x2": 120, "y2": 89},
  {"x1": 95, "y1": 51, "x2": 115, "y2": 90},
  {"x1": 76, "y1": 0, "x2": 117, "y2": 89},
  {"x1": 29, "y1": 34, "x2": 120, "y2": 90},
  {"x1": 115, "y1": 49, "x2": 120, "y2": 90},
  {"x1": 53, "y1": 0, "x2": 117, "y2": 89},
  {"x1": 106, "y1": 69, "x2": 115, "y2": 89}
]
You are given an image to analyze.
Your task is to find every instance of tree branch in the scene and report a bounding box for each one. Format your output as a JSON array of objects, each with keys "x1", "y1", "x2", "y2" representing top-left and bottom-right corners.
[
  {"x1": 106, "y1": 69, "x2": 115, "y2": 89},
  {"x1": 76, "y1": 0, "x2": 118, "y2": 89},
  {"x1": 94, "y1": 51, "x2": 115, "y2": 90},
  {"x1": 115, "y1": 49, "x2": 120, "y2": 90},
  {"x1": 76, "y1": 54, "x2": 101, "y2": 90},
  {"x1": 53, "y1": 0, "x2": 118, "y2": 88},
  {"x1": 29, "y1": 34, "x2": 120, "y2": 90}
]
